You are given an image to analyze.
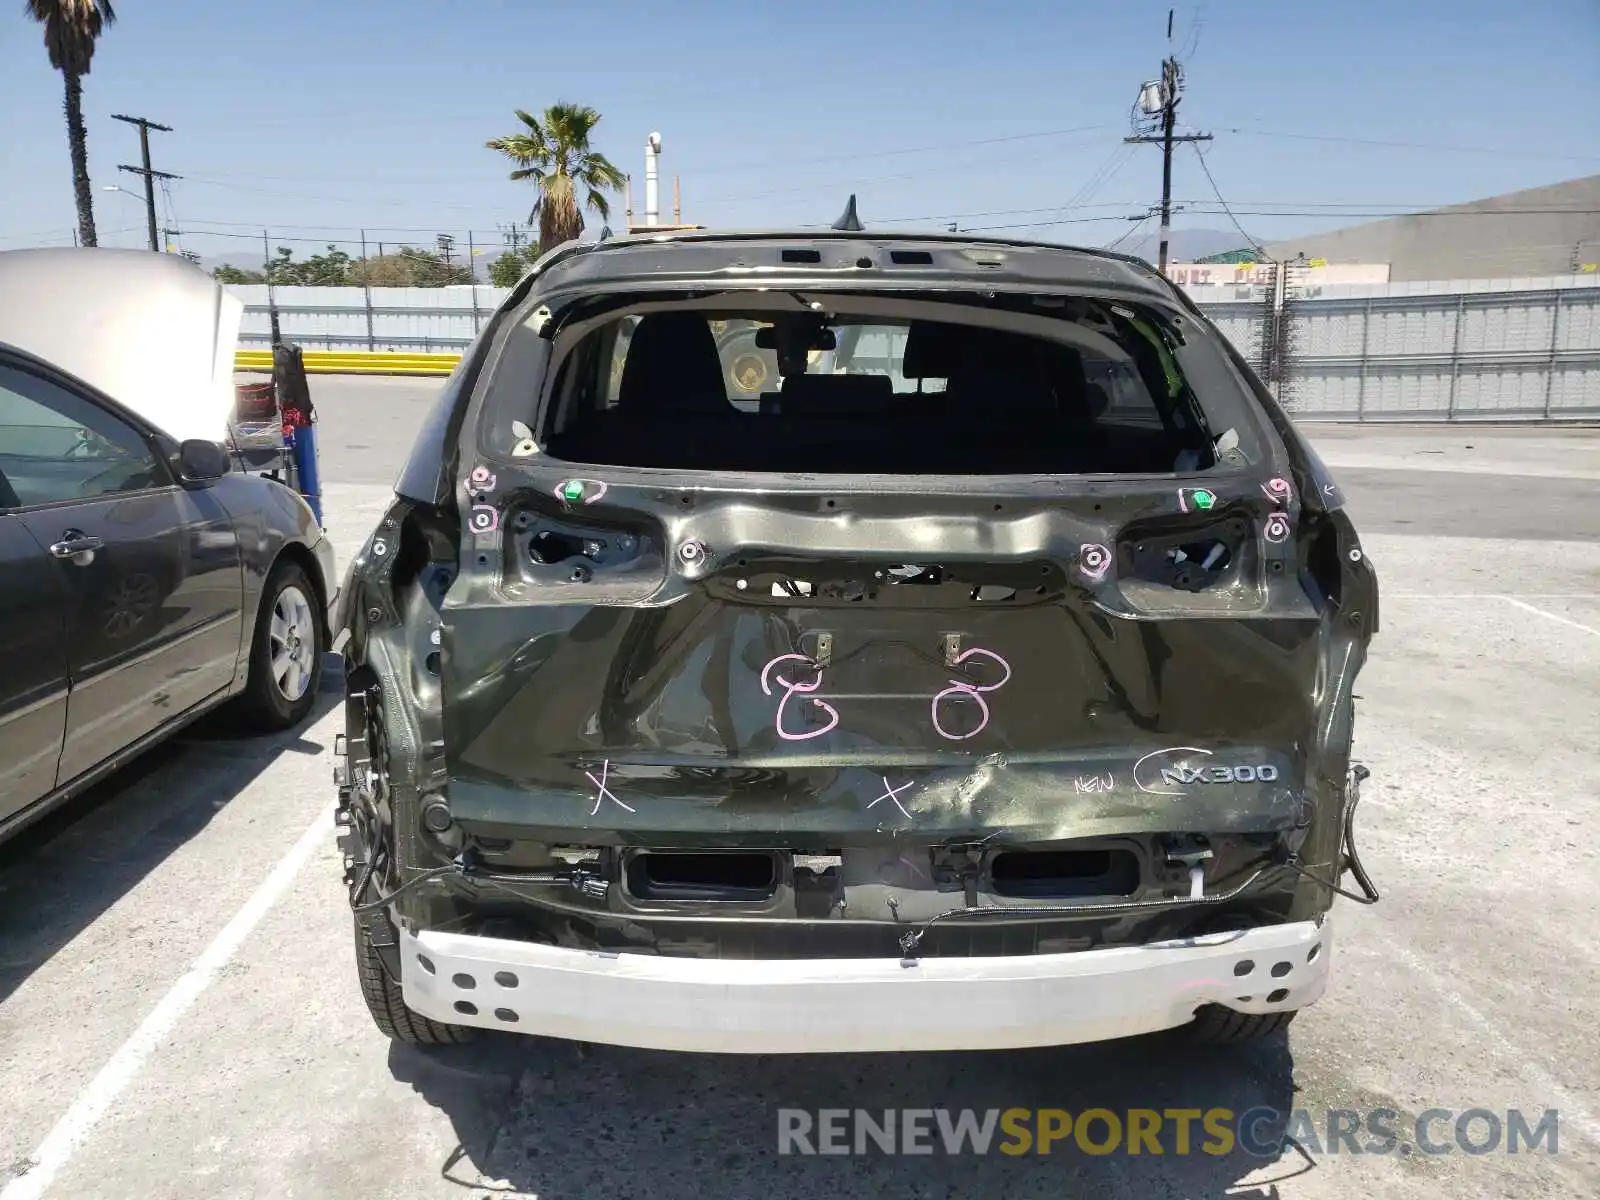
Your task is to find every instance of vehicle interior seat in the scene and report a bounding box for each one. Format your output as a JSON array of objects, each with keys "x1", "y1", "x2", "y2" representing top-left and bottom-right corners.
[
  {"x1": 615, "y1": 312, "x2": 730, "y2": 416},
  {"x1": 777, "y1": 372, "x2": 898, "y2": 415},
  {"x1": 553, "y1": 312, "x2": 737, "y2": 466},
  {"x1": 943, "y1": 328, "x2": 1060, "y2": 414},
  {"x1": 900, "y1": 320, "x2": 959, "y2": 404}
]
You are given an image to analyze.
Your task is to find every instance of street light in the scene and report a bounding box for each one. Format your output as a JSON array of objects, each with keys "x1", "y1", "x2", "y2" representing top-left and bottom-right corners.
[
  {"x1": 103, "y1": 186, "x2": 179, "y2": 252},
  {"x1": 98, "y1": 185, "x2": 143, "y2": 248}
]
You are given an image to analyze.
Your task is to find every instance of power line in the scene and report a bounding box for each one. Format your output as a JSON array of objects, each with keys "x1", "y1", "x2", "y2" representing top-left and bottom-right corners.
[
  {"x1": 1178, "y1": 5, "x2": 1205, "y2": 59},
  {"x1": 1190, "y1": 143, "x2": 1265, "y2": 255},
  {"x1": 1104, "y1": 214, "x2": 1152, "y2": 252},
  {"x1": 164, "y1": 203, "x2": 1600, "y2": 239},
  {"x1": 180, "y1": 137, "x2": 1113, "y2": 219},
  {"x1": 157, "y1": 177, "x2": 182, "y2": 252},
  {"x1": 862, "y1": 201, "x2": 1149, "y2": 225},
  {"x1": 1220, "y1": 126, "x2": 1600, "y2": 164},
  {"x1": 697, "y1": 123, "x2": 1119, "y2": 178},
  {"x1": 169, "y1": 123, "x2": 1121, "y2": 194},
  {"x1": 179, "y1": 217, "x2": 516, "y2": 239},
  {"x1": 713, "y1": 132, "x2": 1120, "y2": 204},
  {"x1": 960, "y1": 215, "x2": 1143, "y2": 232},
  {"x1": 1060, "y1": 144, "x2": 1138, "y2": 215},
  {"x1": 1176, "y1": 205, "x2": 1600, "y2": 217},
  {"x1": 189, "y1": 46, "x2": 1017, "y2": 142},
  {"x1": 177, "y1": 174, "x2": 502, "y2": 214},
  {"x1": 1165, "y1": 198, "x2": 1599, "y2": 210}
]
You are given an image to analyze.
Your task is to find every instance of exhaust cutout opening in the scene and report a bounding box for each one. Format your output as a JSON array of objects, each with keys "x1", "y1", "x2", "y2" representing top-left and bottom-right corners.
[
  {"x1": 989, "y1": 849, "x2": 1140, "y2": 899},
  {"x1": 625, "y1": 851, "x2": 781, "y2": 902}
]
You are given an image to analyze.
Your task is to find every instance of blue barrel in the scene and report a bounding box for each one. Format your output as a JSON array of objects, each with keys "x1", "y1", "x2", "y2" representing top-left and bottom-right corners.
[{"x1": 287, "y1": 424, "x2": 323, "y2": 527}]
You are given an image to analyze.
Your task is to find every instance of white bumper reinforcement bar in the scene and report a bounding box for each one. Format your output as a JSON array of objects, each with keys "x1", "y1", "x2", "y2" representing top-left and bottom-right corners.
[{"x1": 399, "y1": 918, "x2": 1330, "y2": 1054}]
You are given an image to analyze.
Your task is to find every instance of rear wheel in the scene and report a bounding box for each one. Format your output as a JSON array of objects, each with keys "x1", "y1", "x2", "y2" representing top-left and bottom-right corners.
[
  {"x1": 353, "y1": 915, "x2": 475, "y2": 1045},
  {"x1": 234, "y1": 558, "x2": 323, "y2": 731},
  {"x1": 1181, "y1": 1004, "x2": 1297, "y2": 1044}
]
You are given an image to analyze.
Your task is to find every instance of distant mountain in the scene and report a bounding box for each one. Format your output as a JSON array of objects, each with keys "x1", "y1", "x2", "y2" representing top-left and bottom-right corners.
[{"x1": 1115, "y1": 227, "x2": 1257, "y2": 265}]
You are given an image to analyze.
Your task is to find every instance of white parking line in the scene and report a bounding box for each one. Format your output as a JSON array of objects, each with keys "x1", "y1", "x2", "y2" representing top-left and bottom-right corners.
[
  {"x1": 1497, "y1": 596, "x2": 1600, "y2": 639},
  {"x1": 1, "y1": 804, "x2": 336, "y2": 1200},
  {"x1": 1384, "y1": 939, "x2": 1600, "y2": 1148},
  {"x1": 1386, "y1": 594, "x2": 1594, "y2": 600}
]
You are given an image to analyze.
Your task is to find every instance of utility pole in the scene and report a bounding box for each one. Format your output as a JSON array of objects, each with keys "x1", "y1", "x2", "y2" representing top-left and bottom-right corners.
[
  {"x1": 1124, "y1": 10, "x2": 1210, "y2": 274},
  {"x1": 436, "y1": 233, "x2": 457, "y2": 268},
  {"x1": 262, "y1": 230, "x2": 281, "y2": 346},
  {"x1": 359, "y1": 229, "x2": 376, "y2": 351},
  {"x1": 112, "y1": 114, "x2": 177, "y2": 253}
]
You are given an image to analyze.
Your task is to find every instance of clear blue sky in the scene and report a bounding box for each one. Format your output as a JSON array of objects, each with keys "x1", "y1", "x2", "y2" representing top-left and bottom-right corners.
[{"x1": 2, "y1": 0, "x2": 1596, "y2": 264}]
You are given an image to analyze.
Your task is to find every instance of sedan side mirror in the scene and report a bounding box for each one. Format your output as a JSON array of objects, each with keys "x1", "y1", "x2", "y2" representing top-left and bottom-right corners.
[{"x1": 176, "y1": 438, "x2": 230, "y2": 487}]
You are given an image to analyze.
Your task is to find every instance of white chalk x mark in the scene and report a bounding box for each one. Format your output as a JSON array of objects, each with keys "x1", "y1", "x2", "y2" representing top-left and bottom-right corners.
[
  {"x1": 867, "y1": 777, "x2": 915, "y2": 819},
  {"x1": 584, "y1": 760, "x2": 636, "y2": 816}
]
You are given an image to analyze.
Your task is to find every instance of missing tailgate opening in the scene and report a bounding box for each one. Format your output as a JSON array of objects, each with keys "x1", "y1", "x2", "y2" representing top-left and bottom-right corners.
[
  {"x1": 533, "y1": 297, "x2": 1217, "y2": 475},
  {"x1": 989, "y1": 849, "x2": 1140, "y2": 898},
  {"x1": 624, "y1": 851, "x2": 780, "y2": 902}
]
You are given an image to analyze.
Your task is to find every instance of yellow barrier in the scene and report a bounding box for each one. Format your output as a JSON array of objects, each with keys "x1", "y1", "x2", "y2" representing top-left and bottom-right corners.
[{"x1": 234, "y1": 349, "x2": 462, "y2": 376}]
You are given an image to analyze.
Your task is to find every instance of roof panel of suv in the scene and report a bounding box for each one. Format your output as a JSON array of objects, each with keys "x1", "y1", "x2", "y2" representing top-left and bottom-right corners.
[{"x1": 528, "y1": 230, "x2": 1183, "y2": 304}]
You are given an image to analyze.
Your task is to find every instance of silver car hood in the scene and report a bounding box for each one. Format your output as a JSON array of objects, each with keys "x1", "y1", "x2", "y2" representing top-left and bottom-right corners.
[{"x1": 0, "y1": 247, "x2": 243, "y2": 444}]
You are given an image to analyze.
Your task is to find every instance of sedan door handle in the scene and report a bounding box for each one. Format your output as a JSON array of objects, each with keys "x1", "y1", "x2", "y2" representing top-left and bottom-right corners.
[{"x1": 49, "y1": 531, "x2": 106, "y2": 563}]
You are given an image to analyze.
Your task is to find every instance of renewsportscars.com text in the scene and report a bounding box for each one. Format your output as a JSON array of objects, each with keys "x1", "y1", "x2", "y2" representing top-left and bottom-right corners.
[{"x1": 776, "y1": 1107, "x2": 1561, "y2": 1158}]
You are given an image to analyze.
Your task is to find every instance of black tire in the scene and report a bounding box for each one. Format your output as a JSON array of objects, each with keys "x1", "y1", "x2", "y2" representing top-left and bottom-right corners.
[
  {"x1": 353, "y1": 915, "x2": 476, "y2": 1045},
  {"x1": 233, "y1": 557, "x2": 324, "y2": 731},
  {"x1": 1181, "y1": 1004, "x2": 1298, "y2": 1045}
]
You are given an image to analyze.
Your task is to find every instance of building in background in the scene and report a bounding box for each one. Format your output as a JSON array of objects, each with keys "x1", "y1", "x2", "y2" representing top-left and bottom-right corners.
[
  {"x1": 1165, "y1": 260, "x2": 1390, "y2": 288},
  {"x1": 1259, "y1": 175, "x2": 1600, "y2": 281}
]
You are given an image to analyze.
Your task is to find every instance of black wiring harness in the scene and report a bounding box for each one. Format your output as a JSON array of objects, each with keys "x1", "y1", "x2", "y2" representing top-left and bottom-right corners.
[
  {"x1": 1281, "y1": 764, "x2": 1381, "y2": 906},
  {"x1": 347, "y1": 845, "x2": 608, "y2": 917}
]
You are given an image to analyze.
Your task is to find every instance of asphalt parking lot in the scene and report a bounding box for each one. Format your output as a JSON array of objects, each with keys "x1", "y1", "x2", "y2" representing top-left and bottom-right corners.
[{"x1": 2, "y1": 376, "x2": 1597, "y2": 1200}]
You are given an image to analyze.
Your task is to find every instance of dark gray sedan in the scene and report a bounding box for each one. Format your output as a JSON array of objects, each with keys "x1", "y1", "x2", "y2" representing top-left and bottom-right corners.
[{"x1": 0, "y1": 248, "x2": 336, "y2": 841}]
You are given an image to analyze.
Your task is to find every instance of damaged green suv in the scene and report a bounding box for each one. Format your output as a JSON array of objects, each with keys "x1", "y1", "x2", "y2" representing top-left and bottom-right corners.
[{"x1": 333, "y1": 230, "x2": 1379, "y2": 1052}]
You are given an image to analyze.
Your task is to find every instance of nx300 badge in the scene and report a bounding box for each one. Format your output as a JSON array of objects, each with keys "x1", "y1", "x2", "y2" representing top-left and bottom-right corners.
[
  {"x1": 1160, "y1": 764, "x2": 1279, "y2": 784},
  {"x1": 1133, "y1": 746, "x2": 1280, "y2": 795}
]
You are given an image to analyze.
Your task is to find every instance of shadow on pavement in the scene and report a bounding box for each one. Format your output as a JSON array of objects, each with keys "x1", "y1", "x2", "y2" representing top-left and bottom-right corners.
[
  {"x1": 391, "y1": 1026, "x2": 1306, "y2": 1199},
  {"x1": 0, "y1": 665, "x2": 341, "y2": 1007}
]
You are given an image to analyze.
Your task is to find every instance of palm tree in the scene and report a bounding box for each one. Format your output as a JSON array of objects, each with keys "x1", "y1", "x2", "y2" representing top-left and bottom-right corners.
[
  {"x1": 487, "y1": 104, "x2": 627, "y2": 256},
  {"x1": 26, "y1": 0, "x2": 117, "y2": 248}
]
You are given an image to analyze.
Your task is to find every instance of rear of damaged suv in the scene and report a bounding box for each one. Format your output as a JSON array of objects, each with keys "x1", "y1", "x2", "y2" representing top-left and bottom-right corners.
[{"x1": 334, "y1": 232, "x2": 1379, "y2": 1053}]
